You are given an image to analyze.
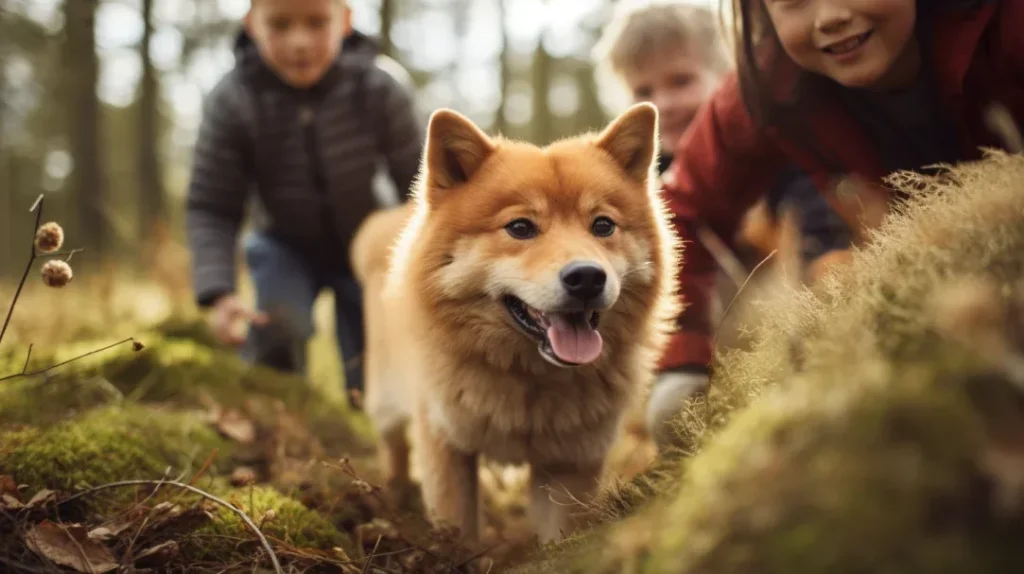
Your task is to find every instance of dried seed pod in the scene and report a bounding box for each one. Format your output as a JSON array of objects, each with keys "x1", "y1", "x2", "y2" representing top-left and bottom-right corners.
[
  {"x1": 34, "y1": 222, "x2": 64, "y2": 254},
  {"x1": 40, "y1": 260, "x2": 73, "y2": 288}
]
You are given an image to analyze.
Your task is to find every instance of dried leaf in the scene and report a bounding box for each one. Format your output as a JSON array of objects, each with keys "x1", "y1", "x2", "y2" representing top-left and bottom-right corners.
[
  {"x1": 1, "y1": 493, "x2": 24, "y2": 511},
  {"x1": 230, "y1": 466, "x2": 258, "y2": 486},
  {"x1": 24, "y1": 520, "x2": 119, "y2": 573},
  {"x1": 134, "y1": 540, "x2": 179, "y2": 568},
  {"x1": 88, "y1": 505, "x2": 152, "y2": 543},
  {"x1": 143, "y1": 504, "x2": 214, "y2": 538},
  {"x1": 86, "y1": 526, "x2": 115, "y2": 543},
  {"x1": 26, "y1": 488, "x2": 58, "y2": 509},
  {"x1": 355, "y1": 518, "x2": 400, "y2": 549},
  {"x1": 212, "y1": 408, "x2": 256, "y2": 444}
]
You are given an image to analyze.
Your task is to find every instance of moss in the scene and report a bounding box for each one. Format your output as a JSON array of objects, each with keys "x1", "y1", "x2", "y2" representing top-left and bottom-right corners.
[
  {"x1": 637, "y1": 349, "x2": 1024, "y2": 573},
  {"x1": 150, "y1": 316, "x2": 223, "y2": 349},
  {"x1": 0, "y1": 375, "x2": 124, "y2": 427},
  {"x1": 187, "y1": 484, "x2": 355, "y2": 559},
  {"x1": 0, "y1": 404, "x2": 231, "y2": 491},
  {"x1": 1, "y1": 331, "x2": 374, "y2": 454},
  {"x1": 505, "y1": 529, "x2": 610, "y2": 574},
  {"x1": 0, "y1": 402, "x2": 356, "y2": 561}
]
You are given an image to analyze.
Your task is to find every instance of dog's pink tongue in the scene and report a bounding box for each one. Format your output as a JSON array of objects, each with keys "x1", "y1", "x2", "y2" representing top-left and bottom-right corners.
[{"x1": 546, "y1": 314, "x2": 603, "y2": 364}]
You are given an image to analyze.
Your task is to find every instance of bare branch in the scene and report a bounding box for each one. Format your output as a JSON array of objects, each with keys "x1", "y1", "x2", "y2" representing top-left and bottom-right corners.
[
  {"x1": 0, "y1": 337, "x2": 141, "y2": 382},
  {"x1": 0, "y1": 194, "x2": 45, "y2": 347}
]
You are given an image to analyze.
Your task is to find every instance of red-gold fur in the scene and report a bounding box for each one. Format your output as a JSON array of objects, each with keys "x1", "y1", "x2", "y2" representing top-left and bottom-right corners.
[{"x1": 350, "y1": 103, "x2": 680, "y2": 545}]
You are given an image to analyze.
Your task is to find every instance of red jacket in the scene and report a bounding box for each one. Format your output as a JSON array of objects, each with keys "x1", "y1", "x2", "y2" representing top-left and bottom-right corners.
[{"x1": 659, "y1": 0, "x2": 1024, "y2": 372}]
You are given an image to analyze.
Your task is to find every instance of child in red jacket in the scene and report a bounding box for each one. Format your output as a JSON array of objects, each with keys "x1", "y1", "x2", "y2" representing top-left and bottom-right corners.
[{"x1": 653, "y1": 0, "x2": 1024, "y2": 434}]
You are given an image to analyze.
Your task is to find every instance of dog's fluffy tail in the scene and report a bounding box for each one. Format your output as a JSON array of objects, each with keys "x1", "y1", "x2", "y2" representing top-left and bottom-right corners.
[{"x1": 350, "y1": 203, "x2": 416, "y2": 285}]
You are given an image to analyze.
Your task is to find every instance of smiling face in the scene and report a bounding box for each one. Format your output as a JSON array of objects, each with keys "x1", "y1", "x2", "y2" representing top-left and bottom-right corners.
[
  {"x1": 621, "y1": 44, "x2": 723, "y2": 152},
  {"x1": 245, "y1": 0, "x2": 351, "y2": 88},
  {"x1": 764, "y1": 0, "x2": 919, "y2": 90},
  {"x1": 408, "y1": 104, "x2": 673, "y2": 368}
]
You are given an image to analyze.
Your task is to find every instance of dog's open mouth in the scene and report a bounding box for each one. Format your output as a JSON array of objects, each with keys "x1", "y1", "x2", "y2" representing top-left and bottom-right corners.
[{"x1": 503, "y1": 295, "x2": 602, "y2": 367}]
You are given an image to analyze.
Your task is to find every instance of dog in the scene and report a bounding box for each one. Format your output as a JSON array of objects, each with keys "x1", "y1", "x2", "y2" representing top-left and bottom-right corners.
[{"x1": 349, "y1": 102, "x2": 680, "y2": 545}]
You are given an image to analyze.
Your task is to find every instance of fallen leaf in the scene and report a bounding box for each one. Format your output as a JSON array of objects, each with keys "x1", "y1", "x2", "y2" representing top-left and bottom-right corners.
[
  {"x1": 86, "y1": 527, "x2": 115, "y2": 543},
  {"x1": 143, "y1": 504, "x2": 214, "y2": 539},
  {"x1": 212, "y1": 408, "x2": 256, "y2": 444},
  {"x1": 230, "y1": 466, "x2": 258, "y2": 486},
  {"x1": 134, "y1": 540, "x2": 179, "y2": 568},
  {"x1": 355, "y1": 518, "x2": 400, "y2": 549},
  {"x1": 1, "y1": 493, "x2": 24, "y2": 511},
  {"x1": 26, "y1": 488, "x2": 58, "y2": 509},
  {"x1": 88, "y1": 506, "x2": 150, "y2": 543},
  {"x1": 24, "y1": 520, "x2": 119, "y2": 573}
]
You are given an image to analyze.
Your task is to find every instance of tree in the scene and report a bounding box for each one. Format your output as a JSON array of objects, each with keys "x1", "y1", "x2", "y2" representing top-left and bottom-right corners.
[
  {"x1": 62, "y1": 0, "x2": 107, "y2": 258},
  {"x1": 379, "y1": 0, "x2": 395, "y2": 59},
  {"x1": 138, "y1": 0, "x2": 165, "y2": 238}
]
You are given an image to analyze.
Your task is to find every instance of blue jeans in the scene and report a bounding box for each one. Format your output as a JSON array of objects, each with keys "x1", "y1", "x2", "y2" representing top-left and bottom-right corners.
[{"x1": 240, "y1": 231, "x2": 364, "y2": 399}]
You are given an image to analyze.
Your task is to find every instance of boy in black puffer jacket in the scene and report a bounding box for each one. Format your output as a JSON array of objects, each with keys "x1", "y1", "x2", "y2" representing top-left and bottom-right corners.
[{"x1": 185, "y1": 0, "x2": 424, "y2": 407}]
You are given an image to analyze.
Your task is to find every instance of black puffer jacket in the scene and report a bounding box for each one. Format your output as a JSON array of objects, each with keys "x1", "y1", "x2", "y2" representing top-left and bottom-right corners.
[{"x1": 185, "y1": 29, "x2": 424, "y2": 306}]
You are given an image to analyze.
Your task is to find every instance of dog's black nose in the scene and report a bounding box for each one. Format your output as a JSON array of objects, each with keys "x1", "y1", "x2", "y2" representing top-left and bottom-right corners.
[{"x1": 560, "y1": 261, "x2": 607, "y2": 302}]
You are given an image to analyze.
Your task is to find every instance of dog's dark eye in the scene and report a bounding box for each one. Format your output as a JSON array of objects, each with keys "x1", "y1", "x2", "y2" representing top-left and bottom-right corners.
[
  {"x1": 505, "y1": 218, "x2": 539, "y2": 240},
  {"x1": 592, "y1": 216, "x2": 616, "y2": 237}
]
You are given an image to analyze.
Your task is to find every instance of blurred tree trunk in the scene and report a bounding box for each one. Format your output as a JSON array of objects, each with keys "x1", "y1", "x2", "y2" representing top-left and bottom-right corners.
[
  {"x1": 63, "y1": 0, "x2": 107, "y2": 258},
  {"x1": 379, "y1": 0, "x2": 395, "y2": 58},
  {"x1": 493, "y1": 0, "x2": 510, "y2": 136},
  {"x1": 449, "y1": 0, "x2": 471, "y2": 112},
  {"x1": 531, "y1": 34, "x2": 553, "y2": 146},
  {"x1": 0, "y1": 0, "x2": 10, "y2": 274},
  {"x1": 138, "y1": 0, "x2": 164, "y2": 240},
  {"x1": 574, "y1": 65, "x2": 605, "y2": 134}
]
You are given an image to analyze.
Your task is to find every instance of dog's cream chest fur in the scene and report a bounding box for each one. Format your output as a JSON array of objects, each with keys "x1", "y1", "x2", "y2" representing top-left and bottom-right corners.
[{"x1": 421, "y1": 361, "x2": 630, "y2": 468}]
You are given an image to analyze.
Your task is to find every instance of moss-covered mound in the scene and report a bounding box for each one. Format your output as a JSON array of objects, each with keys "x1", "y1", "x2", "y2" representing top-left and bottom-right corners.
[
  {"x1": 0, "y1": 404, "x2": 230, "y2": 491},
  {"x1": 0, "y1": 318, "x2": 384, "y2": 570},
  {"x1": 0, "y1": 319, "x2": 373, "y2": 456}
]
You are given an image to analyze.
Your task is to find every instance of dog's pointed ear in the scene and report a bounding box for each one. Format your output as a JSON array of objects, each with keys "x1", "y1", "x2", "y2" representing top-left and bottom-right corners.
[
  {"x1": 595, "y1": 102, "x2": 659, "y2": 183},
  {"x1": 424, "y1": 109, "x2": 496, "y2": 196}
]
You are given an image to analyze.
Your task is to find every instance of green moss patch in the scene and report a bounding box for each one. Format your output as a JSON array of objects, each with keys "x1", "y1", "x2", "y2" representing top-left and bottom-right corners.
[{"x1": 0, "y1": 404, "x2": 230, "y2": 492}]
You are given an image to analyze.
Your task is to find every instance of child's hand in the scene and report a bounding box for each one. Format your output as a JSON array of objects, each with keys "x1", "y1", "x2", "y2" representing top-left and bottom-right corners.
[{"x1": 209, "y1": 294, "x2": 269, "y2": 347}]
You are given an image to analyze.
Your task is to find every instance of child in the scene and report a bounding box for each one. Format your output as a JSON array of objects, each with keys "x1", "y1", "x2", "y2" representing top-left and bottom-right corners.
[
  {"x1": 185, "y1": 0, "x2": 424, "y2": 407},
  {"x1": 657, "y1": 0, "x2": 1024, "y2": 426},
  {"x1": 593, "y1": 0, "x2": 850, "y2": 447}
]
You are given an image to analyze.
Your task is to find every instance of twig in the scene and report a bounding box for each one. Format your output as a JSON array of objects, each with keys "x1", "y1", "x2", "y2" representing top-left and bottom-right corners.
[
  {"x1": 361, "y1": 535, "x2": 382, "y2": 574},
  {"x1": 711, "y1": 250, "x2": 778, "y2": 353},
  {"x1": 187, "y1": 448, "x2": 220, "y2": 487},
  {"x1": 453, "y1": 541, "x2": 504, "y2": 570},
  {"x1": 0, "y1": 194, "x2": 45, "y2": 348},
  {"x1": 38, "y1": 248, "x2": 84, "y2": 262},
  {"x1": 57, "y1": 479, "x2": 283, "y2": 574},
  {"x1": 0, "y1": 337, "x2": 139, "y2": 382},
  {"x1": 20, "y1": 344, "x2": 33, "y2": 374}
]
